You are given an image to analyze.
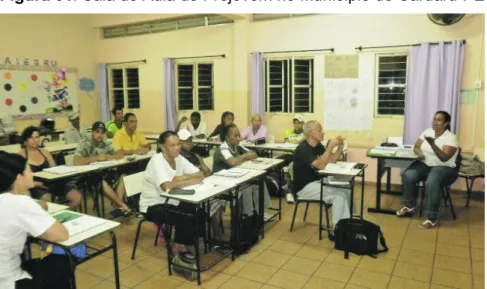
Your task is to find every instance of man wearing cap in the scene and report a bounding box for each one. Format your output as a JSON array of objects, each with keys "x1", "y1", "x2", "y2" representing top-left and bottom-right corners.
[
  {"x1": 113, "y1": 112, "x2": 151, "y2": 155},
  {"x1": 284, "y1": 114, "x2": 305, "y2": 144},
  {"x1": 178, "y1": 129, "x2": 227, "y2": 244},
  {"x1": 64, "y1": 112, "x2": 90, "y2": 144},
  {"x1": 73, "y1": 121, "x2": 132, "y2": 217}
]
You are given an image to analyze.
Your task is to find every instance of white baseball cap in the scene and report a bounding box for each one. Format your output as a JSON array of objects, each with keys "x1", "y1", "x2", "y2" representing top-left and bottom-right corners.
[
  {"x1": 293, "y1": 114, "x2": 305, "y2": 123},
  {"x1": 177, "y1": 129, "x2": 192, "y2": 141}
]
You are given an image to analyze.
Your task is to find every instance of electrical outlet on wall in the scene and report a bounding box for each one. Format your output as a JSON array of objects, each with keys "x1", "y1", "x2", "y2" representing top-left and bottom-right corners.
[{"x1": 475, "y1": 80, "x2": 482, "y2": 89}]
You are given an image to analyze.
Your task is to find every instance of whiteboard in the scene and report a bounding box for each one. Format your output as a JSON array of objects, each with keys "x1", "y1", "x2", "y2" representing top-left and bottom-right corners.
[
  {"x1": 0, "y1": 66, "x2": 78, "y2": 119},
  {"x1": 323, "y1": 54, "x2": 375, "y2": 131}
]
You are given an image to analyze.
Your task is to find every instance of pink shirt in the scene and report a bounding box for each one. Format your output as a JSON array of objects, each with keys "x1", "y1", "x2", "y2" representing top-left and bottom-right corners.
[{"x1": 241, "y1": 125, "x2": 267, "y2": 141}]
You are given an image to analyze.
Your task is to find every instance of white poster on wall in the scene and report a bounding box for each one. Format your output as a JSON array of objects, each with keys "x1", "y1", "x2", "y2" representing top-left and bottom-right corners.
[{"x1": 323, "y1": 53, "x2": 375, "y2": 131}]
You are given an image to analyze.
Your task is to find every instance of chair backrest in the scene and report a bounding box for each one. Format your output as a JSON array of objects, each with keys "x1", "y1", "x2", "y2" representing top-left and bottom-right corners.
[
  {"x1": 123, "y1": 172, "x2": 145, "y2": 197},
  {"x1": 203, "y1": 156, "x2": 214, "y2": 172},
  {"x1": 64, "y1": 154, "x2": 74, "y2": 166}
]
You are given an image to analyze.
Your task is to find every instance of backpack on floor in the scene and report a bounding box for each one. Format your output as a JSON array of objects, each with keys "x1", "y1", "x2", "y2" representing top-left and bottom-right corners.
[
  {"x1": 334, "y1": 218, "x2": 388, "y2": 259},
  {"x1": 265, "y1": 171, "x2": 286, "y2": 197}
]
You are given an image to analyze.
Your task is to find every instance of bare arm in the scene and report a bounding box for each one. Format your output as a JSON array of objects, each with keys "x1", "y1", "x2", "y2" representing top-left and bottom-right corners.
[
  {"x1": 196, "y1": 154, "x2": 212, "y2": 177},
  {"x1": 42, "y1": 149, "x2": 57, "y2": 168},
  {"x1": 160, "y1": 171, "x2": 204, "y2": 191},
  {"x1": 427, "y1": 140, "x2": 457, "y2": 162},
  {"x1": 413, "y1": 139, "x2": 424, "y2": 157},
  {"x1": 328, "y1": 144, "x2": 344, "y2": 163},
  {"x1": 39, "y1": 222, "x2": 69, "y2": 243}
]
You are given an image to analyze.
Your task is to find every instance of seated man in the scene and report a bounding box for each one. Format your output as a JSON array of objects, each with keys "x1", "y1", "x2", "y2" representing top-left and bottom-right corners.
[
  {"x1": 176, "y1": 111, "x2": 207, "y2": 139},
  {"x1": 139, "y1": 130, "x2": 204, "y2": 261},
  {"x1": 293, "y1": 120, "x2": 349, "y2": 240},
  {"x1": 112, "y1": 112, "x2": 151, "y2": 155},
  {"x1": 178, "y1": 129, "x2": 226, "y2": 242},
  {"x1": 106, "y1": 107, "x2": 124, "y2": 138},
  {"x1": 73, "y1": 121, "x2": 132, "y2": 217},
  {"x1": 284, "y1": 114, "x2": 305, "y2": 144},
  {"x1": 63, "y1": 112, "x2": 90, "y2": 144}
]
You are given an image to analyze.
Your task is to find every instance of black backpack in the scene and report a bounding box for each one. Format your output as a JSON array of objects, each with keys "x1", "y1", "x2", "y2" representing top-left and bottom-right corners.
[{"x1": 334, "y1": 218, "x2": 388, "y2": 259}]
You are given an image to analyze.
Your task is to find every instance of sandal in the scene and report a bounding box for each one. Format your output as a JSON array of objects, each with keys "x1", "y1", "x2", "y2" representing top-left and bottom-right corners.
[
  {"x1": 396, "y1": 206, "x2": 415, "y2": 217},
  {"x1": 419, "y1": 219, "x2": 437, "y2": 229}
]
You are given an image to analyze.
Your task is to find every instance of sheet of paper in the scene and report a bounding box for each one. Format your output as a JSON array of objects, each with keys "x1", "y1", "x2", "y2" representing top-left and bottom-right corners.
[
  {"x1": 43, "y1": 165, "x2": 77, "y2": 175},
  {"x1": 324, "y1": 162, "x2": 357, "y2": 173},
  {"x1": 90, "y1": 160, "x2": 118, "y2": 166},
  {"x1": 203, "y1": 176, "x2": 237, "y2": 187}
]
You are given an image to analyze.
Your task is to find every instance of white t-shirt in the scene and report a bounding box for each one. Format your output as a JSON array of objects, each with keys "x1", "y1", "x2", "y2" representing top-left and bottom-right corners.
[
  {"x1": 139, "y1": 153, "x2": 200, "y2": 213},
  {"x1": 419, "y1": 128, "x2": 459, "y2": 168},
  {"x1": 183, "y1": 121, "x2": 207, "y2": 138},
  {"x1": 0, "y1": 193, "x2": 56, "y2": 289}
]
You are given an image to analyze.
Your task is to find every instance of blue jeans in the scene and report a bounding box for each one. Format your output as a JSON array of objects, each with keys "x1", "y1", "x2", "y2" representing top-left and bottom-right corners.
[{"x1": 401, "y1": 161, "x2": 457, "y2": 221}]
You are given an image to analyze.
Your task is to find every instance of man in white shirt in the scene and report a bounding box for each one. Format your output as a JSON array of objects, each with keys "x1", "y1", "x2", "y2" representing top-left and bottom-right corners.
[
  {"x1": 63, "y1": 112, "x2": 90, "y2": 144},
  {"x1": 176, "y1": 112, "x2": 207, "y2": 139},
  {"x1": 139, "y1": 130, "x2": 204, "y2": 259}
]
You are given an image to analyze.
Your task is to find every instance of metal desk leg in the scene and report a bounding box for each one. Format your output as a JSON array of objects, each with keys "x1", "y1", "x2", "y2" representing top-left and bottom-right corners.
[
  {"x1": 319, "y1": 178, "x2": 324, "y2": 241},
  {"x1": 360, "y1": 170, "x2": 365, "y2": 219},
  {"x1": 259, "y1": 177, "x2": 265, "y2": 238},
  {"x1": 110, "y1": 231, "x2": 121, "y2": 289},
  {"x1": 193, "y1": 208, "x2": 202, "y2": 285}
]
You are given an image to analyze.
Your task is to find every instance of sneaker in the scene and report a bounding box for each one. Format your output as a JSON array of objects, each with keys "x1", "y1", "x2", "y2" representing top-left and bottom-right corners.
[
  {"x1": 419, "y1": 219, "x2": 437, "y2": 229},
  {"x1": 213, "y1": 245, "x2": 231, "y2": 255},
  {"x1": 396, "y1": 206, "x2": 415, "y2": 217},
  {"x1": 172, "y1": 255, "x2": 197, "y2": 281}
]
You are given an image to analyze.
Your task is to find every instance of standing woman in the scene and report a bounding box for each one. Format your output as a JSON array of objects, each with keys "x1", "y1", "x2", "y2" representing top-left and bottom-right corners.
[
  {"x1": 397, "y1": 111, "x2": 459, "y2": 228},
  {"x1": 0, "y1": 151, "x2": 71, "y2": 289},
  {"x1": 207, "y1": 111, "x2": 234, "y2": 141},
  {"x1": 17, "y1": 126, "x2": 82, "y2": 209}
]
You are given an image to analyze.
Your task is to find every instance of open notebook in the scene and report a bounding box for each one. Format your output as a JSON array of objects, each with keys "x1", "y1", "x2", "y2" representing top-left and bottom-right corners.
[
  {"x1": 214, "y1": 168, "x2": 249, "y2": 178},
  {"x1": 53, "y1": 211, "x2": 107, "y2": 237}
]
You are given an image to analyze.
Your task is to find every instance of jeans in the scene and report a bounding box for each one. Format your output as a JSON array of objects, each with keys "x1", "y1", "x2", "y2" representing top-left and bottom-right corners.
[{"x1": 401, "y1": 161, "x2": 457, "y2": 220}]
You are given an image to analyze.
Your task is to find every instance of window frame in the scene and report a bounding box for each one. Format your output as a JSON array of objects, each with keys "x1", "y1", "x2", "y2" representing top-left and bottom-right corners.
[
  {"x1": 264, "y1": 56, "x2": 314, "y2": 114},
  {"x1": 108, "y1": 65, "x2": 141, "y2": 109},
  {"x1": 175, "y1": 61, "x2": 215, "y2": 112},
  {"x1": 374, "y1": 53, "x2": 408, "y2": 118}
]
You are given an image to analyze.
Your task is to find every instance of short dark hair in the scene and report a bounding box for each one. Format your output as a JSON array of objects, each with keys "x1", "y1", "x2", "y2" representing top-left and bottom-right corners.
[
  {"x1": 124, "y1": 112, "x2": 136, "y2": 122},
  {"x1": 220, "y1": 111, "x2": 234, "y2": 124},
  {"x1": 190, "y1": 111, "x2": 201, "y2": 119},
  {"x1": 111, "y1": 107, "x2": 123, "y2": 116},
  {"x1": 0, "y1": 151, "x2": 28, "y2": 193},
  {"x1": 21, "y1": 126, "x2": 39, "y2": 144},
  {"x1": 157, "y1": 130, "x2": 178, "y2": 153},
  {"x1": 220, "y1": 124, "x2": 237, "y2": 142},
  {"x1": 435, "y1": 111, "x2": 452, "y2": 131}
]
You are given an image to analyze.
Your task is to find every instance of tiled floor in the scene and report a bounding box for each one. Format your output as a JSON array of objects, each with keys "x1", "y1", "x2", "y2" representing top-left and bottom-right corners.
[{"x1": 60, "y1": 184, "x2": 484, "y2": 289}]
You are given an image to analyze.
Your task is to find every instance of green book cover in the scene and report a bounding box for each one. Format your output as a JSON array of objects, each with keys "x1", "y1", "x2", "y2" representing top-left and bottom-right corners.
[{"x1": 54, "y1": 211, "x2": 82, "y2": 223}]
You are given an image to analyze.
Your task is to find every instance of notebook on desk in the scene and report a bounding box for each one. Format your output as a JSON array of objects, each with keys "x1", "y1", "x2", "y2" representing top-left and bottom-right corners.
[
  {"x1": 53, "y1": 211, "x2": 107, "y2": 237},
  {"x1": 214, "y1": 168, "x2": 249, "y2": 178}
]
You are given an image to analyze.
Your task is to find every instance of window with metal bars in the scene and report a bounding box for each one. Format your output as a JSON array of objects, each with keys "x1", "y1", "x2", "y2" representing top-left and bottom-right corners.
[
  {"x1": 375, "y1": 54, "x2": 408, "y2": 116},
  {"x1": 264, "y1": 58, "x2": 314, "y2": 113},
  {"x1": 109, "y1": 67, "x2": 140, "y2": 109},
  {"x1": 176, "y1": 63, "x2": 214, "y2": 111}
]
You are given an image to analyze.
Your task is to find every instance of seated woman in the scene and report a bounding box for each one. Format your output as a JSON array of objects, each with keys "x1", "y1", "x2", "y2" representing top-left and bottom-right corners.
[
  {"x1": 397, "y1": 111, "x2": 459, "y2": 228},
  {"x1": 139, "y1": 131, "x2": 205, "y2": 261},
  {"x1": 17, "y1": 127, "x2": 82, "y2": 209},
  {"x1": 241, "y1": 114, "x2": 267, "y2": 142},
  {"x1": 213, "y1": 124, "x2": 271, "y2": 216},
  {"x1": 207, "y1": 111, "x2": 234, "y2": 141},
  {"x1": 0, "y1": 151, "x2": 71, "y2": 289}
]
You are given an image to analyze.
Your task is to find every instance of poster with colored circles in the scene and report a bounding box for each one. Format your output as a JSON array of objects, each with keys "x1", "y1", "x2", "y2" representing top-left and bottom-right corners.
[{"x1": 0, "y1": 67, "x2": 78, "y2": 119}]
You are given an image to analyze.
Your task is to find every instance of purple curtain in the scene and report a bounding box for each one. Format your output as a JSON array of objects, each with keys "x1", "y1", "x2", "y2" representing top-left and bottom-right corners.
[
  {"x1": 251, "y1": 52, "x2": 264, "y2": 116},
  {"x1": 164, "y1": 58, "x2": 177, "y2": 131},
  {"x1": 403, "y1": 41, "x2": 465, "y2": 144},
  {"x1": 98, "y1": 63, "x2": 110, "y2": 122}
]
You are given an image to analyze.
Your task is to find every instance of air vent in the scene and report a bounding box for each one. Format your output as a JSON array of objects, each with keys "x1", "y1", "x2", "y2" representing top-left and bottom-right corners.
[
  {"x1": 252, "y1": 14, "x2": 316, "y2": 22},
  {"x1": 102, "y1": 15, "x2": 233, "y2": 39}
]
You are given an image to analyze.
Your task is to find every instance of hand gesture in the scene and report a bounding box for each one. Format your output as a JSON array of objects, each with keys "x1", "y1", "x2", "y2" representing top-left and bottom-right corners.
[
  {"x1": 424, "y1": 136, "x2": 435, "y2": 145},
  {"x1": 179, "y1": 116, "x2": 189, "y2": 123}
]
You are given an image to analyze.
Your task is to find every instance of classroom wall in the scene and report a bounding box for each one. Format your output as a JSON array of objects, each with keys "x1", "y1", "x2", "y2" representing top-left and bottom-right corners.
[
  {"x1": 0, "y1": 15, "x2": 99, "y2": 132},
  {"x1": 92, "y1": 14, "x2": 484, "y2": 191}
]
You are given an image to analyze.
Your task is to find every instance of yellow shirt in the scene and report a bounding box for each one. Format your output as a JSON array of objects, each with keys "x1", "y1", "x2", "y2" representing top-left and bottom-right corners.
[{"x1": 113, "y1": 129, "x2": 148, "y2": 151}]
